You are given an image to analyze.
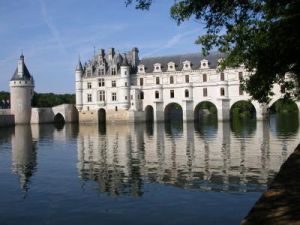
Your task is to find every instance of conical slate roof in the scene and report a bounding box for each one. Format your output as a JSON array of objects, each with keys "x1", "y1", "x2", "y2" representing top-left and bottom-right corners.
[
  {"x1": 76, "y1": 59, "x2": 83, "y2": 71},
  {"x1": 10, "y1": 55, "x2": 32, "y2": 81}
]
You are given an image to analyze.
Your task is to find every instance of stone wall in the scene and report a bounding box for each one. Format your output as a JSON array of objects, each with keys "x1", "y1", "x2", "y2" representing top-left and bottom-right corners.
[
  {"x1": 0, "y1": 109, "x2": 14, "y2": 127},
  {"x1": 31, "y1": 108, "x2": 54, "y2": 124}
]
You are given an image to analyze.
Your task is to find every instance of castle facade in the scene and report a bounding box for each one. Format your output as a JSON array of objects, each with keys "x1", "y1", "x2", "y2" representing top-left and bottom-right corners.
[{"x1": 76, "y1": 47, "x2": 287, "y2": 123}]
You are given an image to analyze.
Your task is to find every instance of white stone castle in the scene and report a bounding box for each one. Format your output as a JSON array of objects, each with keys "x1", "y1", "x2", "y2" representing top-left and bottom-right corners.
[{"x1": 75, "y1": 47, "x2": 298, "y2": 123}]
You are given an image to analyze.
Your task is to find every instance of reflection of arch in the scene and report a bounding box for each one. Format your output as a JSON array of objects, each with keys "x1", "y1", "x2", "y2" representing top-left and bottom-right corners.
[
  {"x1": 145, "y1": 105, "x2": 154, "y2": 123},
  {"x1": 98, "y1": 108, "x2": 106, "y2": 124},
  {"x1": 54, "y1": 113, "x2": 65, "y2": 124},
  {"x1": 164, "y1": 103, "x2": 183, "y2": 122},
  {"x1": 194, "y1": 101, "x2": 218, "y2": 122},
  {"x1": 230, "y1": 100, "x2": 256, "y2": 119}
]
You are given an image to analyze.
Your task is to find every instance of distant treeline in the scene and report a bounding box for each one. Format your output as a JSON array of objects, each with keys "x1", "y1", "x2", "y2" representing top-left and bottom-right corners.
[{"x1": 0, "y1": 91, "x2": 75, "y2": 108}]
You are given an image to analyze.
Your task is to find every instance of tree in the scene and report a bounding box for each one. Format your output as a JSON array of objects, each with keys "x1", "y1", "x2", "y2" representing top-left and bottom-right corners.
[{"x1": 126, "y1": 0, "x2": 300, "y2": 103}]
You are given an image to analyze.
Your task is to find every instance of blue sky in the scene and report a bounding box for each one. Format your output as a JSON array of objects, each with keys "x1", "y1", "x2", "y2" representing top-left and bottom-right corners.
[{"x1": 0, "y1": 0, "x2": 204, "y2": 93}]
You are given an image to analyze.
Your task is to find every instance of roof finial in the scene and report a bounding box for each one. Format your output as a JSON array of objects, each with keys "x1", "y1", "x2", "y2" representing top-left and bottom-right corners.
[{"x1": 20, "y1": 49, "x2": 24, "y2": 59}]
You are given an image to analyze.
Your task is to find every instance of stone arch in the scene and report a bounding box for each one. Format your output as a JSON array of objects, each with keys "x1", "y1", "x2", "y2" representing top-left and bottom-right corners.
[
  {"x1": 269, "y1": 98, "x2": 299, "y2": 115},
  {"x1": 145, "y1": 105, "x2": 154, "y2": 123},
  {"x1": 164, "y1": 102, "x2": 183, "y2": 122},
  {"x1": 54, "y1": 113, "x2": 65, "y2": 124},
  {"x1": 230, "y1": 100, "x2": 256, "y2": 119},
  {"x1": 98, "y1": 108, "x2": 106, "y2": 124},
  {"x1": 194, "y1": 101, "x2": 218, "y2": 122}
]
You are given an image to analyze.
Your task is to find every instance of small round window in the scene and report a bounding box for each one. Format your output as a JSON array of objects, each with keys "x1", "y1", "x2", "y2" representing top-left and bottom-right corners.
[
  {"x1": 203, "y1": 63, "x2": 206, "y2": 67},
  {"x1": 185, "y1": 64, "x2": 188, "y2": 68},
  {"x1": 156, "y1": 66, "x2": 159, "y2": 70},
  {"x1": 139, "y1": 67, "x2": 143, "y2": 71}
]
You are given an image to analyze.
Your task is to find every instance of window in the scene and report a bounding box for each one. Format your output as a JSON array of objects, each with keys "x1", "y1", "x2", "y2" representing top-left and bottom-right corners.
[
  {"x1": 220, "y1": 88, "x2": 225, "y2": 96},
  {"x1": 170, "y1": 90, "x2": 174, "y2": 98},
  {"x1": 125, "y1": 82, "x2": 127, "y2": 87},
  {"x1": 203, "y1": 74, "x2": 207, "y2": 82},
  {"x1": 87, "y1": 82, "x2": 92, "y2": 89},
  {"x1": 111, "y1": 67, "x2": 116, "y2": 75},
  {"x1": 185, "y1": 89, "x2": 189, "y2": 98},
  {"x1": 112, "y1": 80, "x2": 116, "y2": 87},
  {"x1": 140, "y1": 78, "x2": 144, "y2": 86},
  {"x1": 156, "y1": 77, "x2": 160, "y2": 85},
  {"x1": 124, "y1": 71, "x2": 127, "y2": 75},
  {"x1": 155, "y1": 91, "x2": 159, "y2": 99},
  {"x1": 98, "y1": 68, "x2": 104, "y2": 75},
  {"x1": 185, "y1": 75, "x2": 189, "y2": 83},
  {"x1": 98, "y1": 78, "x2": 105, "y2": 87},
  {"x1": 203, "y1": 88, "x2": 207, "y2": 97},
  {"x1": 131, "y1": 95, "x2": 133, "y2": 100},
  {"x1": 125, "y1": 96, "x2": 128, "y2": 100},
  {"x1": 239, "y1": 72, "x2": 243, "y2": 80},
  {"x1": 220, "y1": 72, "x2": 225, "y2": 81},
  {"x1": 115, "y1": 106, "x2": 118, "y2": 111},
  {"x1": 99, "y1": 91, "x2": 105, "y2": 101},
  {"x1": 87, "y1": 94, "x2": 92, "y2": 102},
  {"x1": 87, "y1": 70, "x2": 92, "y2": 76},
  {"x1": 140, "y1": 91, "x2": 144, "y2": 100},
  {"x1": 170, "y1": 76, "x2": 174, "y2": 84},
  {"x1": 239, "y1": 86, "x2": 244, "y2": 95},
  {"x1": 112, "y1": 92, "x2": 117, "y2": 101}
]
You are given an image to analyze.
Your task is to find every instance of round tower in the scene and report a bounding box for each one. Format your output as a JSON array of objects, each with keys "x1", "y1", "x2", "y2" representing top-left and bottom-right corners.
[
  {"x1": 120, "y1": 54, "x2": 130, "y2": 109},
  {"x1": 9, "y1": 54, "x2": 34, "y2": 124},
  {"x1": 75, "y1": 58, "x2": 83, "y2": 111}
]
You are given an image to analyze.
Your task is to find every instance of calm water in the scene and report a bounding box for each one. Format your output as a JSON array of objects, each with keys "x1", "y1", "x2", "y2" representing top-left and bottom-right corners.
[{"x1": 0, "y1": 115, "x2": 299, "y2": 225}]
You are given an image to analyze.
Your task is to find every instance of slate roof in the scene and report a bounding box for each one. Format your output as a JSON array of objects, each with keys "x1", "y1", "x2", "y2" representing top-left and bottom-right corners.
[
  {"x1": 76, "y1": 60, "x2": 83, "y2": 71},
  {"x1": 10, "y1": 63, "x2": 32, "y2": 81},
  {"x1": 139, "y1": 52, "x2": 225, "y2": 73}
]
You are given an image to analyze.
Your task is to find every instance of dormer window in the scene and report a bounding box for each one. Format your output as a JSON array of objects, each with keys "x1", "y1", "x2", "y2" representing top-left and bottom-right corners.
[
  {"x1": 167, "y1": 62, "x2": 176, "y2": 71},
  {"x1": 111, "y1": 67, "x2": 117, "y2": 75},
  {"x1": 182, "y1": 61, "x2": 191, "y2": 70},
  {"x1": 138, "y1": 64, "x2": 145, "y2": 73},
  {"x1": 200, "y1": 59, "x2": 209, "y2": 69},
  {"x1": 154, "y1": 63, "x2": 162, "y2": 72}
]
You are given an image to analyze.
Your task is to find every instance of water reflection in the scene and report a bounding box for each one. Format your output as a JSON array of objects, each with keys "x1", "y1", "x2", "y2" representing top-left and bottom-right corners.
[
  {"x1": 11, "y1": 125, "x2": 37, "y2": 196},
  {"x1": 77, "y1": 115, "x2": 300, "y2": 196}
]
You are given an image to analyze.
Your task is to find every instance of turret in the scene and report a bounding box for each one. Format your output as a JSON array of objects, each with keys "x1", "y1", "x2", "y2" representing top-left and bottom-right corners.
[
  {"x1": 9, "y1": 54, "x2": 34, "y2": 124},
  {"x1": 75, "y1": 58, "x2": 83, "y2": 111}
]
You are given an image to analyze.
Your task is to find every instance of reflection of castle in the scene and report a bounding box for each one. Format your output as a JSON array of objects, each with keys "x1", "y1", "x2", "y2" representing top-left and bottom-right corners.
[{"x1": 77, "y1": 121, "x2": 299, "y2": 195}]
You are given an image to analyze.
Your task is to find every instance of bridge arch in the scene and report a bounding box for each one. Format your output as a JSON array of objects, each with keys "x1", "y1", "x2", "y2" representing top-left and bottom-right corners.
[
  {"x1": 230, "y1": 100, "x2": 256, "y2": 120},
  {"x1": 98, "y1": 108, "x2": 106, "y2": 124},
  {"x1": 269, "y1": 98, "x2": 299, "y2": 115},
  {"x1": 194, "y1": 101, "x2": 218, "y2": 122},
  {"x1": 164, "y1": 102, "x2": 183, "y2": 122},
  {"x1": 145, "y1": 105, "x2": 154, "y2": 123},
  {"x1": 54, "y1": 113, "x2": 65, "y2": 124}
]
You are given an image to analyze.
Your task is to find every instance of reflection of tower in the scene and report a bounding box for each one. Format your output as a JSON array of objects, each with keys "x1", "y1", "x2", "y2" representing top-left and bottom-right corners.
[
  {"x1": 10, "y1": 54, "x2": 34, "y2": 124},
  {"x1": 11, "y1": 125, "x2": 36, "y2": 195}
]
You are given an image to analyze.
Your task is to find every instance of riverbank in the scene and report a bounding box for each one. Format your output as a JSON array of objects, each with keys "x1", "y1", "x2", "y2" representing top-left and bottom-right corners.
[{"x1": 241, "y1": 143, "x2": 300, "y2": 225}]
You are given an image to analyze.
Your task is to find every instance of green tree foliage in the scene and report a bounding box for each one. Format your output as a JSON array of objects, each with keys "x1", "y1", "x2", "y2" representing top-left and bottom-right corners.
[
  {"x1": 126, "y1": 0, "x2": 300, "y2": 103},
  {"x1": 0, "y1": 91, "x2": 10, "y2": 101},
  {"x1": 32, "y1": 93, "x2": 75, "y2": 107}
]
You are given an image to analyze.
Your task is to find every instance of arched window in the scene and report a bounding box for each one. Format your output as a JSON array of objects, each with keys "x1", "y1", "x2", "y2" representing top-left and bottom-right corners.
[
  {"x1": 140, "y1": 91, "x2": 144, "y2": 100},
  {"x1": 185, "y1": 89, "x2": 189, "y2": 98},
  {"x1": 155, "y1": 91, "x2": 159, "y2": 99},
  {"x1": 170, "y1": 76, "x2": 174, "y2": 84}
]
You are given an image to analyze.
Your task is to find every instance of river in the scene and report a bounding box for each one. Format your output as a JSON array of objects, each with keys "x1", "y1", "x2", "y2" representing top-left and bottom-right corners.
[{"x1": 0, "y1": 114, "x2": 299, "y2": 225}]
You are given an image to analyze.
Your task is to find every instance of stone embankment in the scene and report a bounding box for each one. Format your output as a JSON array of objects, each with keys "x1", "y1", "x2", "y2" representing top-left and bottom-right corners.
[{"x1": 241, "y1": 144, "x2": 300, "y2": 225}]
